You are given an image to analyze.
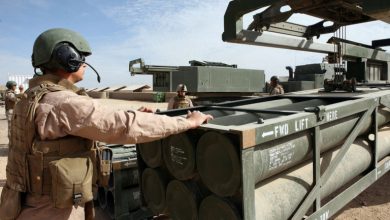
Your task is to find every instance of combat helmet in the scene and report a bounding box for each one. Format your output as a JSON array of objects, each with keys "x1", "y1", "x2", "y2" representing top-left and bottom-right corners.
[
  {"x1": 176, "y1": 84, "x2": 188, "y2": 92},
  {"x1": 6, "y1": 81, "x2": 17, "y2": 89},
  {"x1": 270, "y1": 75, "x2": 279, "y2": 83},
  {"x1": 32, "y1": 28, "x2": 92, "y2": 69}
]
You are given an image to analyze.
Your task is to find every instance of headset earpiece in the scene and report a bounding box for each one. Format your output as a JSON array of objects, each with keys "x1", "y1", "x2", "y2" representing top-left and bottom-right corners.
[
  {"x1": 50, "y1": 42, "x2": 101, "y2": 83},
  {"x1": 52, "y1": 43, "x2": 84, "y2": 73}
]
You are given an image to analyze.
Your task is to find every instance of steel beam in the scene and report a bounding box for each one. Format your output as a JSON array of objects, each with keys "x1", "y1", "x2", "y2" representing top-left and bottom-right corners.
[
  {"x1": 242, "y1": 148, "x2": 256, "y2": 220},
  {"x1": 232, "y1": 30, "x2": 336, "y2": 54},
  {"x1": 306, "y1": 156, "x2": 390, "y2": 220},
  {"x1": 254, "y1": 127, "x2": 390, "y2": 220},
  {"x1": 291, "y1": 103, "x2": 377, "y2": 220}
]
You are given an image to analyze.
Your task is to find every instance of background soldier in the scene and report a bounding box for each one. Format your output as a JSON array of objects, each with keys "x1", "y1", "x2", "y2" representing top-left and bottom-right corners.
[
  {"x1": 168, "y1": 84, "x2": 194, "y2": 110},
  {"x1": 4, "y1": 80, "x2": 17, "y2": 139},
  {"x1": 0, "y1": 28, "x2": 212, "y2": 220},
  {"x1": 18, "y1": 84, "x2": 24, "y2": 94},
  {"x1": 269, "y1": 75, "x2": 284, "y2": 95}
]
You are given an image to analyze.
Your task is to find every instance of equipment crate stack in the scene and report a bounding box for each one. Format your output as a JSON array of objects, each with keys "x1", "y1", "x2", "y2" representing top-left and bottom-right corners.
[
  {"x1": 97, "y1": 144, "x2": 153, "y2": 220},
  {"x1": 137, "y1": 91, "x2": 390, "y2": 220}
]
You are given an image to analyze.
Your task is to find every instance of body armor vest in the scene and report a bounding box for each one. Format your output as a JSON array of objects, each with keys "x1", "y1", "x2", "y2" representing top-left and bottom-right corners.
[
  {"x1": 5, "y1": 75, "x2": 96, "y2": 197},
  {"x1": 173, "y1": 96, "x2": 191, "y2": 109},
  {"x1": 269, "y1": 85, "x2": 284, "y2": 95},
  {"x1": 5, "y1": 89, "x2": 16, "y2": 111}
]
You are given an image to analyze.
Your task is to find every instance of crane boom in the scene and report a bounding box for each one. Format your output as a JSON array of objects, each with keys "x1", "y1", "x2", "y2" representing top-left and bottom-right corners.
[{"x1": 223, "y1": 0, "x2": 390, "y2": 51}]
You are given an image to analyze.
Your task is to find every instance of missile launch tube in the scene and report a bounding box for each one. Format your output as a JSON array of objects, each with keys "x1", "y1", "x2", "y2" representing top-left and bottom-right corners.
[
  {"x1": 204, "y1": 98, "x2": 295, "y2": 119},
  {"x1": 139, "y1": 140, "x2": 163, "y2": 168},
  {"x1": 161, "y1": 99, "x2": 330, "y2": 181},
  {"x1": 197, "y1": 108, "x2": 390, "y2": 196},
  {"x1": 198, "y1": 127, "x2": 390, "y2": 220},
  {"x1": 166, "y1": 180, "x2": 203, "y2": 220},
  {"x1": 254, "y1": 108, "x2": 390, "y2": 183},
  {"x1": 141, "y1": 98, "x2": 329, "y2": 171},
  {"x1": 254, "y1": 127, "x2": 390, "y2": 220},
  {"x1": 141, "y1": 168, "x2": 169, "y2": 214},
  {"x1": 209, "y1": 99, "x2": 330, "y2": 125},
  {"x1": 140, "y1": 98, "x2": 294, "y2": 168}
]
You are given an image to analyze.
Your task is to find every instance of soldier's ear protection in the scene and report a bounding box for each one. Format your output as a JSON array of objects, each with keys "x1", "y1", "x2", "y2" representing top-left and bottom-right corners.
[{"x1": 52, "y1": 43, "x2": 85, "y2": 73}]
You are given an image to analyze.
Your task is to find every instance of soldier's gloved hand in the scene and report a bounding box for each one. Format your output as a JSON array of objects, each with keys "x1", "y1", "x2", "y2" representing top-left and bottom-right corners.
[
  {"x1": 137, "y1": 106, "x2": 154, "y2": 113},
  {"x1": 186, "y1": 110, "x2": 213, "y2": 128}
]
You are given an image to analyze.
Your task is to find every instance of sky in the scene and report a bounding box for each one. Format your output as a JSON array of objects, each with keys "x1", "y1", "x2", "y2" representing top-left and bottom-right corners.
[{"x1": 0, "y1": 0, "x2": 389, "y2": 88}]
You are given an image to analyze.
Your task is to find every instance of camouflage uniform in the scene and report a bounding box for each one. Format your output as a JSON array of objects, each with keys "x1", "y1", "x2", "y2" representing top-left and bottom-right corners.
[
  {"x1": 168, "y1": 96, "x2": 194, "y2": 109},
  {"x1": 167, "y1": 84, "x2": 194, "y2": 110},
  {"x1": 0, "y1": 74, "x2": 195, "y2": 220},
  {"x1": 0, "y1": 28, "x2": 198, "y2": 220},
  {"x1": 269, "y1": 84, "x2": 284, "y2": 95},
  {"x1": 5, "y1": 89, "x2": 17, "y2": 139}
]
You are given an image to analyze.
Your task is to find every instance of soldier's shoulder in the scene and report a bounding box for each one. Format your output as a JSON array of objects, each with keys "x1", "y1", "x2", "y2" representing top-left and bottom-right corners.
[{"x1": 41, "y1": 90, "x2": 79, "y2": 102}]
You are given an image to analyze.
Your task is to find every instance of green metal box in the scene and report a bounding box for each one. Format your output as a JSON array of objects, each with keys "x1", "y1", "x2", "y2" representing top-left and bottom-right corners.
[
  {"x1": 171, "y1": 66, "x2": 265, "y2": 93},
  {"x1": 294, "y1": 74, "x2": 324, "y2": 88},
  {"x1": 281, "y1": 81, "x2": 315, "y2": 92}
]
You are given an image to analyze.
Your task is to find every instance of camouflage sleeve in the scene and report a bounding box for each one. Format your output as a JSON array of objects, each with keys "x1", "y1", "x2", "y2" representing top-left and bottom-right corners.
[
  {"x1": 36, "y1": 94, "x2": 193, "y2": 144},
  {"x1": 6, "y1": 92, "x2": 17, "y2": 102},
  {"x1": 167, "y1": 98, "x2": 174, "y2": 110},
  {"x1": 269, "y1": 87, "x2": 276, "y2": 95},
  {"x1": 188, "y1": 98, "x2": 194, "y2": 107}
]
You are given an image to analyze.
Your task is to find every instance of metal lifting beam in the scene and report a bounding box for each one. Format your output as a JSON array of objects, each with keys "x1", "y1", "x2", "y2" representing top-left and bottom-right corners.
[{"x1": 223, "y1": 0, "x2": 390, "y2": 61}]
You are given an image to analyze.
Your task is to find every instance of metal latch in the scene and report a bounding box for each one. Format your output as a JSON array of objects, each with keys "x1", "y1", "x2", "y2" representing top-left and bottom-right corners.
[
  {"x1": 304, "y1": 105, "x2": 326, "y2": 121},
  {"x1": 73, "y1": 193, "x2": 83, "y2": 206}
]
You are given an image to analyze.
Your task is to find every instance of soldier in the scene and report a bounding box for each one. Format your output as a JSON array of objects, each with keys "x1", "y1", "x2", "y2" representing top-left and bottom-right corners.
[
  {"x1": 269, "y1": 75, "x2": 284, "y2": 95},
  {"x1": 0, "y1": 28, "x2": 213, "y2": 220},
  {"x1": 18, "y1": 84, "x2": 24, "y2": 94},
  {"x1": 4, "y1": 80, "x2": 17, "y2": 139},
  {"x1": 167, "y1": 84, "x2": 194, "y2": 110}
]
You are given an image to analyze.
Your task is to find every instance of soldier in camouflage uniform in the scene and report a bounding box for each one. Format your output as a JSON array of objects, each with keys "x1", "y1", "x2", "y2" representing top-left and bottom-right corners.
[
  {"x1": 4, "y1": 80, "x2": 17, "y2": 139},
  {"x1": 18, "y1": 85, "x2": 24, "y2": 94},
  {"x1": 0, "y1": 28, "x2": 212, "y2": 220},
  {"x1": 269, "y1": 75, "x2": 284, "y2": 95},
  {"x1": 167, "y1": 84, "x2": 194, "y2": 110}
]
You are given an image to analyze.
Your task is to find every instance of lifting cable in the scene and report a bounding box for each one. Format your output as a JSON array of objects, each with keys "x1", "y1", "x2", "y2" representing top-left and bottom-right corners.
[{"x1": 333, "y1": 9, "x2": 347, "y2": 78}]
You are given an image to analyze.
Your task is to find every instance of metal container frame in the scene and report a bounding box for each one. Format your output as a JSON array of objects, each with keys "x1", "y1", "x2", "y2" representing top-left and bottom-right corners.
[{"x1": 137, "y1": 91, "x2": 390, "y2": 220}]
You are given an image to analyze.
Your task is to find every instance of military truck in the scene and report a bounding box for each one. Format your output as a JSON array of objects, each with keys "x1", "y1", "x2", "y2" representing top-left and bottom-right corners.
[{"x1": 129, "y1": 58, "x2": 266, "y2": 104}]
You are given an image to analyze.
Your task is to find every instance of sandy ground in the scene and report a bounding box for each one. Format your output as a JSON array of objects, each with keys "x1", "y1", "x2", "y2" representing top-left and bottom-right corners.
[
  {"x1": 0, "y1": 106, "x2": 7, "y2": 197},
  {"x1": 0, "y1": 99, "x2": 389, "y2": 219}
]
